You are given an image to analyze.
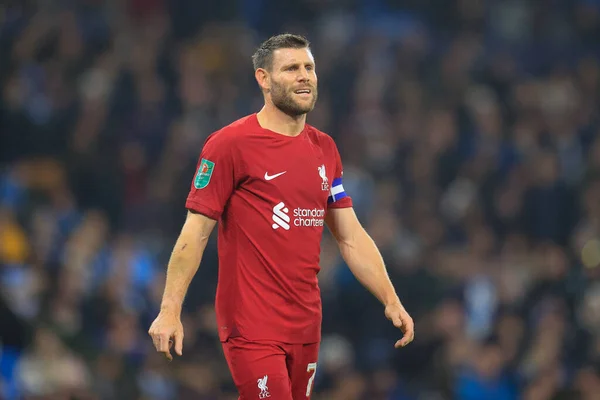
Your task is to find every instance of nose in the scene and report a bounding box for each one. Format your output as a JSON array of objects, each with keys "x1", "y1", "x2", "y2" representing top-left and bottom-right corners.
[{"x1": 297, "y1": 67, "x2": 310, "y2": 82}]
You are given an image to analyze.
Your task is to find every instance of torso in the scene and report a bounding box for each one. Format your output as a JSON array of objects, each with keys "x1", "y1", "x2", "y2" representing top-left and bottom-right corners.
[{"x1": 215, "y1": 114, "x2": 337, "y2": 344}]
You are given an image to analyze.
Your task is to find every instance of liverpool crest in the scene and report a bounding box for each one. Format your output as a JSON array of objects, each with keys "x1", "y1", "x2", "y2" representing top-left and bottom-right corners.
[{"x1": 318, "y1": 164, "x2": 329, "y2": 191}]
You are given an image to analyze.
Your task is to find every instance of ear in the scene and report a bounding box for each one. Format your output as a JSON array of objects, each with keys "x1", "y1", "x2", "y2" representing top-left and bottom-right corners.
[{"x1": 255, "y1": 68, "x2": 270, "y2": 92}]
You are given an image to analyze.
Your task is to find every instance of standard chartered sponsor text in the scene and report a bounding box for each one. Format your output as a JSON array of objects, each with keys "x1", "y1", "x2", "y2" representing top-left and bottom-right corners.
[{"x1": 293, "y1": 207, "x2": 325, "y2": 227}]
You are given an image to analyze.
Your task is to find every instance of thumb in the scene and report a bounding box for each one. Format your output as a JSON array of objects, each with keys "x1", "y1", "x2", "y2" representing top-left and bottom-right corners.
[
  {"x1": 391, "y1": 315, "x2": 403, "y2": 329},
  {"x1": 174, "y1": 330, "x2": 184, "y2": 356}
]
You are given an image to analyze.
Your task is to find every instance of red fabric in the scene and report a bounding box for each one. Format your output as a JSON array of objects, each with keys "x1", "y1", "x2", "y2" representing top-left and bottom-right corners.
[
  {"x1": 222, "y1": 336, "x2": 320, "y2": 399},
  {"x1": 186, "y1": 114, "x2": 352, "y2": 344}
]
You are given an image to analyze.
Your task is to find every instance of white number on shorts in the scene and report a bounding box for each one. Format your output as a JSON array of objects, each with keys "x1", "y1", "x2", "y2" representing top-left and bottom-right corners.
[{"x1": 306, "y1": 362, "x2": 318, "y2": 397}]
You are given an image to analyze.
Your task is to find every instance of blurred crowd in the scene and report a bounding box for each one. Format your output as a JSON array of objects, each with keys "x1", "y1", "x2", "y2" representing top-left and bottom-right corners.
[{"x1": 2, "y1": 0, "x2": 600, "y2": 399}]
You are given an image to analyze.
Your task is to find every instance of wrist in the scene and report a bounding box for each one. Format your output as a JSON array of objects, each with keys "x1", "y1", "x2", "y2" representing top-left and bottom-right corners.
[
  {"x1": 160, "y1": 299, "x2": 182, "y2": 316},
  {"x1": 384, "y1": 296, "x2": 402, "y2": 309}
]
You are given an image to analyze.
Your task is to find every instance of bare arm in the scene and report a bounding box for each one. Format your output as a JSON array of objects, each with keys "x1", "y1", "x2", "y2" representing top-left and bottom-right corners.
[
  {"x1": 325, "y1": 207, "x2": 414, "y2": 347},
  {"x1": 161, "y1": 211, "x2": 217, "y2": 314},
  {"x1": 325, "y1": 208, "x2": 398, "y2": 306},
  {"x1": 149, "y1": 210, "x2": 216, "y2": 360}
]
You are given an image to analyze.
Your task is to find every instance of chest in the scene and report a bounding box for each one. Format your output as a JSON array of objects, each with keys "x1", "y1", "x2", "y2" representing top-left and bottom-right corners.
[{"x1": 239, "y1": 136, "x2": 335, "y2": 207}]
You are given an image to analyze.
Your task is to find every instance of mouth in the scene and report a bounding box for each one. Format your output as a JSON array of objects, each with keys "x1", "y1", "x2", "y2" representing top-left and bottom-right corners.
[{"x1": 294, "y1": 88, "x2": 312, "y2": 95}]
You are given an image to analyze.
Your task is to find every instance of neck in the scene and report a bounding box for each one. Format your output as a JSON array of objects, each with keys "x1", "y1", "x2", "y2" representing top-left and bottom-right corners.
[{"x1": 256, "y1": 103, "x2": 306, "y2": 137}]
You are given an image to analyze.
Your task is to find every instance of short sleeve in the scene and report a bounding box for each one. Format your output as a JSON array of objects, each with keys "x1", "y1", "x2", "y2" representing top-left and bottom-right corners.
[
  {"x1": 327, "y1": 141, "x2": 353, "y2": 209},
  {"x1": 185, "y1": 132, "x2": 239, "y2": 220}
]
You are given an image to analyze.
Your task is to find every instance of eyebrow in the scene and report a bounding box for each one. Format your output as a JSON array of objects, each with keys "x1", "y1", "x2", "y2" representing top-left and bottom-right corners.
[{"x1": 280, "y1": 60, "x2": 315, "y2": 70}]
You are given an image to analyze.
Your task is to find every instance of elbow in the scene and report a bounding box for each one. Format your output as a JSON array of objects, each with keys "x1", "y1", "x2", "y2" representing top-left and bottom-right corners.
[
  {"x1": 337, "y1": 226, "x2": 372, "y2": 261},
  {"x1": 337, "y1": 224, "x2": 365, "y2": 249},
  {"x1": 198, "y1": 233, "x2": 211, "y2": 247},
  {"x1": 195, "y1": 236, "x2": 210, "y2": 257},
  {"x1": 337, "y1": 234, "x2": 358, "y2": 261}
]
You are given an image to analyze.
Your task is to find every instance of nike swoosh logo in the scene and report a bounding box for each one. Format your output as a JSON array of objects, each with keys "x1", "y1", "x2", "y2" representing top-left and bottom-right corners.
[{"x1": 264, "y1": 171, "x2": 287, "y2": 181}]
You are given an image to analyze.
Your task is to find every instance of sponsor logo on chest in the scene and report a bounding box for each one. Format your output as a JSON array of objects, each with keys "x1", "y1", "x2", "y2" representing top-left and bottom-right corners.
[
  {"x1": 269, "y1": 164, "x2": 329, "y2": 231},
  {"x1": 271, "y1": 202, "x2": 325, "y2": 230}
]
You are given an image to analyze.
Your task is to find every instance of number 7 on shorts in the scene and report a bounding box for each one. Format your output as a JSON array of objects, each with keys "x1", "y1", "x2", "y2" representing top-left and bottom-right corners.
[{"x1": 306, "y1": 362, "x2": 317, "y2": 397}]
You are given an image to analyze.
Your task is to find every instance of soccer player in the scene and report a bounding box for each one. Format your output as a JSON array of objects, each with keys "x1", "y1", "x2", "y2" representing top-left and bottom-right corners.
[{"x1": 148, "y1": 33, "x2": 414, "y2": 399}]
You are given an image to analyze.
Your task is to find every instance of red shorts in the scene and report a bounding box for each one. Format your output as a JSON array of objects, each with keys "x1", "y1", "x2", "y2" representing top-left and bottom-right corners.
[{"x1": 222, "y1": 336, "x2": 320, "y2": 399}]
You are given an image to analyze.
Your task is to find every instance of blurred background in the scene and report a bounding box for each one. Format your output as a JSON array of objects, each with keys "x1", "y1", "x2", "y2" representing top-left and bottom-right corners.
[{"x1": 1, "y1": 0, "x2": 600, "y2": 399}]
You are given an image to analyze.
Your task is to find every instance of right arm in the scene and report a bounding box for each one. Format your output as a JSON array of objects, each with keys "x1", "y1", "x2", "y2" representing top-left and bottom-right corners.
[
  {"x1": 149, "y1": 129, "x2": 238, "y2": 360},
  {"x1": 149, "y1": 211, "x2": 216, "y2": 360},
  {"x1": 160, "y1": 211, "x2": 216, "y2": 315}
]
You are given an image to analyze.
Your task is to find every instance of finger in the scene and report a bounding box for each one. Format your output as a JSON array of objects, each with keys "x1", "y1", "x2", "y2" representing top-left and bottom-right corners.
[
  {"x1": 396, "y1": 331, "x2": 412, "y2": 348},
  {"x1": 174, "y1": 330, "x2": 184, "y2": 356},
  {"x1": 396, "y1": 334, "x2": 412, "y2": 348},
  {"x1": 158, "y1": 334, "x2": 173, "y2": 360},
  {"x1": 158, "y1": 334, "x2": 172, "y2": 352},
  {"x1": 396, "y1": 325, "x2": 415, "y2": 348},
  {"x1": 151, "y1": 334, "x2": 161, "y2": 351},
  {"x1": 150, "y1": 330, "x2": 162, "y2": 351}
]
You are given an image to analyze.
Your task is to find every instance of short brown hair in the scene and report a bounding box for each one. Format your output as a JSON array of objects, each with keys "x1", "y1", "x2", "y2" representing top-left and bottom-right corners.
[{"x1": 252, "y1": 33, "x2": 311, "y2": 71}]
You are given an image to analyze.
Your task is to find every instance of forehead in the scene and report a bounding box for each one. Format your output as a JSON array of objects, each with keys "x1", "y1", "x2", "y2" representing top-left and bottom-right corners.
[{"x1": 271, "y1": 48, "x2": 315, "y2": 68}]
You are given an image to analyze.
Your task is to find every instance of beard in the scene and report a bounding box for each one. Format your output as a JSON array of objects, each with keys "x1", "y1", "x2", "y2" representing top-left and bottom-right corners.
[{"x1": 270, "y1": 78, "x2": 318, "y2": 117}]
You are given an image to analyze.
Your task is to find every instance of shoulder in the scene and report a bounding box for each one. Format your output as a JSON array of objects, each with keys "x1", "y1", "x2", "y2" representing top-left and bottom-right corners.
[
  {"x1": 305, "y1": 123, "x2": 337, "y2": 151},
  {"x1": 205, "y1": 114, "x2": 255, "y2": 147}
]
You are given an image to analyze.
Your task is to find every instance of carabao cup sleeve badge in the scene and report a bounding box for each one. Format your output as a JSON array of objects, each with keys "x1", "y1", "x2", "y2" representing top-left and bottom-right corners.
[{"x1": 194, "y1": 158, "x2": 215, "y2": 189}]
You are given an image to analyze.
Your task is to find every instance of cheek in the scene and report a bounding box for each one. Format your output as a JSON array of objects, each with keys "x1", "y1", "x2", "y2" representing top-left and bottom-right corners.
[
  {"x1": 272, "y1": 78, "x2": 292, "y2": 92},
  {"x1": 270, "y1": 81, "x2": 284, "y2": 94}
]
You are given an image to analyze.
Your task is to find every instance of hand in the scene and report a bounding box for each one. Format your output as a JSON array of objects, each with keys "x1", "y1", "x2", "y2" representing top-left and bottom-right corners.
[
  {"x1": 385, "y1": 302, "x2": 414, "y2": 348},
  {"x1": 148, "y1": 310, "x2": 184, "y2": 361}
]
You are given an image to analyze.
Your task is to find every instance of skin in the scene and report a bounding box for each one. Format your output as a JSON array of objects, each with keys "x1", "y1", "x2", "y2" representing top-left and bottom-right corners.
[
  {"x1": 148, "y1": 46, "x2": 414, "y2": 361},
  {"x1": 255, "y1": 47, "x2": 318, "y2": 136}
]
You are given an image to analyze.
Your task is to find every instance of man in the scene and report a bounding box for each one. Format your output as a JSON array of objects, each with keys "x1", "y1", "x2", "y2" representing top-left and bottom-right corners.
[{"x1": 148, "y1": 33, "x2": 414, "y2": 399}]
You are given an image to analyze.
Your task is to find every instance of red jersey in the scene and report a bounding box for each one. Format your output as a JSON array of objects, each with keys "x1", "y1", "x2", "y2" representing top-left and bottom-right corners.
[{"x1": 185, "y1": 114, "x2": 352, "y2": 344}]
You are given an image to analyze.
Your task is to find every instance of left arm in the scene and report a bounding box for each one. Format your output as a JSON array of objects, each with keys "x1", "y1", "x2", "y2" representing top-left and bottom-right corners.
[{"x1": 325, "y1": 207, "x2": 415, "y2": 347}]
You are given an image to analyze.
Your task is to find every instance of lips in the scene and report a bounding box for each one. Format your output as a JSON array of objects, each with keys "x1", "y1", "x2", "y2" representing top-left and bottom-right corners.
[{"x1": 294, "y1": 88, "x2": 312, "y2": 94}]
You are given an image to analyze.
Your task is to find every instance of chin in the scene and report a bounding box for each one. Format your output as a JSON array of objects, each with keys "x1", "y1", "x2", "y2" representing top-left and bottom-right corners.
[
  {"x1": 295, "y1": 101, "x2": 317, "y2": 114},
  {"x1": 293, "y1": 107, "x2": 314, "y2": 116},
  {"x1": 297, "y1": 105, "x2": 315, "y2": 114},
  {"x1": 276, "y1": 103, "x2": 315, "y2": 117}
]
